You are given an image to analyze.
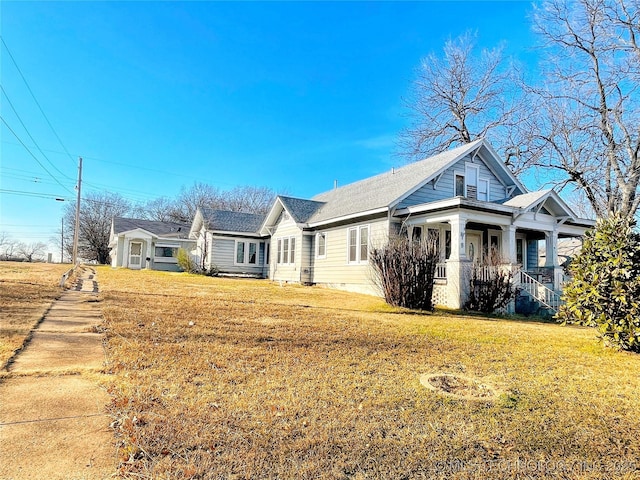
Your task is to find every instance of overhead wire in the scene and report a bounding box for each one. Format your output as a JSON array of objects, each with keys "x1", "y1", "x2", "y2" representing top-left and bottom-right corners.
[
  {"x1": 0, "y1": 36, "x2": 77, "y2": 168},
  {"x1": 0, "y1": 117, "x2": 75, "y2": 195},
  {"x1": 1, "y1": 85, "x2": 74, "y2": 181}
]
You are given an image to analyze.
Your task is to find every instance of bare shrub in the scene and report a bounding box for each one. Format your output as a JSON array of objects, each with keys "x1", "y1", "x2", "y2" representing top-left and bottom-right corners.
[
  {"x1": 370, "y1": 235, "x2": 439, "y2": 310},
  {"x1": 465, "y1": 247, "x2": 515, "y2": 313}
]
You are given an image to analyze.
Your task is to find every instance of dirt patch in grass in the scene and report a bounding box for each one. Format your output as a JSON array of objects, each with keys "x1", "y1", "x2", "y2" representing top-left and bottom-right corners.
[
  {"x1": 99, "y1": 268, "x2": 640, "y2": 479},
  {"x1": 420, "y1": 373, "x2": 499, "y2": 400},
  {"x1": 0, "y1": 262, "x2": 70, "y2": 369}
]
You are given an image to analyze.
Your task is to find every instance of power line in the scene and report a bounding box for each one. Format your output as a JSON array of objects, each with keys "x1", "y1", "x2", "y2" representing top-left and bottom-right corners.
[
  {"x1": 0, "y1": 188, "x2": 70, "y2": 201},
  {"x1": 0, "y1": 36, "x2": 76, "y2": 168},
  {"x1": 1, "y1": 85, "x2": 74, "y2": 181},
  {"x1": 0, "y1": 116, "x2": 75, "y2": 195}
]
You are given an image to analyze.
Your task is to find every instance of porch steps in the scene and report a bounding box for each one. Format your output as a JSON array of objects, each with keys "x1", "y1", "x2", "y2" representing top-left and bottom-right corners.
[{"x1": 516, "y1": 270, "x2": 563, "y2": 315}]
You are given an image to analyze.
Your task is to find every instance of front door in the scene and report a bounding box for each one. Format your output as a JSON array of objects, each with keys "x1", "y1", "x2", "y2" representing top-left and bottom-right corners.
[
  {"x1": 466, "y1": 232, "x2": 482, "y2": 264},
  {"x1": 129, "y1": 242, "x2": 142, "y2": 269}
]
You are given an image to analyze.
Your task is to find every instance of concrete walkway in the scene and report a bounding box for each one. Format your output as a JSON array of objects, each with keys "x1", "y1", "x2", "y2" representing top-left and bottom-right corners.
[{"x1": 0, "y1": 267, "x2": 116, "y2": 479}]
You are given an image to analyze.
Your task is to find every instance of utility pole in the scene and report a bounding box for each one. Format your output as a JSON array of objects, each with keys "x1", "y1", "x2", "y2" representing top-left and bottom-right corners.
[
  {"x1": 72, "y1": 157, "x2": 82, "y2": 265},
  {"x1": 61, "y1": 218, "x2": 64, "y2": 263}
]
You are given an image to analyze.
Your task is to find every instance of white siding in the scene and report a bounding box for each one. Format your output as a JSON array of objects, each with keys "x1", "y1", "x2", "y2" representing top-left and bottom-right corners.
[
  {"x1": 310, "y1": 217, "x2": 389, "y2": 294},
  {"x1": 211, "y1": 236, "x2": 266, "y2": 275},
  {"x1": 270, "y1": 212, "x2": 304, "y2": 282}
]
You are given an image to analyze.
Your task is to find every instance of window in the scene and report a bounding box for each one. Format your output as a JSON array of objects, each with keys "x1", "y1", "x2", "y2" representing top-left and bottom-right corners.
[
  {"x1": 412, "y1": 226, "x2": 422, "y2": 243},
  {"x1": 478, "y1": 178, "x2": 489, "y2": 201},
  {"x1": 445, "y1": 230, "x2": 452, "y2": 259},
  {"x1": 154, "y1": 246, "x2": 178, "y2": 258},
  {"x1": 455, "y1": 164, "x2": 488, "y2": 201},
  {"x1": 235, "y1": 241, "x2": 259, "y2": 265},
  {"x1": 317, "y1": 232, "x2": 327, "y2": 258},
  {"x1": 455, "y1": 174, "x2": 465, "y2": 197},
  {"x1": 348, "y1": 225, "x2": 369, "y2": 264},
  {"x1": 265, "y1": 243, "x2": 270, "y2": 265},
  {"x1": 465, "y1": 164, "x2": 479, "y2": 200},
  {"x1": 236, "y1": 242, "x2": 245, "y2": 264},
  {"x1": 276, "y1": 236, "x2": 296, "y2": 264},
  {"x1": 283, "y1": 238, "x2": 289, "y2": 264},
  {"x1": 359, "y1": 226, "x2": 368, "y2": 261},
  {"x1": 154, "y1": 244, "x2": 179, "y2": 263},
  {"x1": 427, "y1": 228, "x2": 440, "y2": 254},
  {"x1": 248, "y1": 243, "x2": 257, "y2": 264}
]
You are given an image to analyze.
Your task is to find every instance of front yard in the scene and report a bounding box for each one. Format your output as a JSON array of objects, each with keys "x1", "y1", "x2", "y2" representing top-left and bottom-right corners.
[{"x1": 99, "y1": 267, "x2": 640, "y2": 479}]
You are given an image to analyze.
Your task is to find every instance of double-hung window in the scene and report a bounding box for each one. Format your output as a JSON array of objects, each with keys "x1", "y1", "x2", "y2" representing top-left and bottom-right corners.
[
  {"x1": 277, "y1": 236, "x2": 296, "y2": 264},
  {"x1": 454, "y1": 164, "x2": 490, "y2": 201},
  {"x1": 235, "y1": 240, "x2": 259, "y2": 265},
  {"x1": 348, "y1": 225, "x2": 369, "y2": 264},
  {"x1": 316, "y1": 232, "x2": 327, "y2": 258}
]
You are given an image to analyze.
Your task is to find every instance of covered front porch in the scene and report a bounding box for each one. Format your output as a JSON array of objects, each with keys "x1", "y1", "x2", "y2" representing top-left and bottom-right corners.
[{"x1": 395, "y1": 194, "x2": 594, "y2": 312}]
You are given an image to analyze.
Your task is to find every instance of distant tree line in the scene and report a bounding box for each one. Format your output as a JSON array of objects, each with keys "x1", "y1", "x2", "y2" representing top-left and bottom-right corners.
[{"x1": 0, "y1": 232, "x2": 48, "y2": 262}]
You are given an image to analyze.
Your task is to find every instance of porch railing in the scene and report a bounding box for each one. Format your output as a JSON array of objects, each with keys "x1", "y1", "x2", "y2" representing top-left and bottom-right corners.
[
  {"x1": 435, "y1": 263, "x2": 447, "y2": 280},
  {"x1": 516, "y1": 269, "x2": 563, "y2": 314}
]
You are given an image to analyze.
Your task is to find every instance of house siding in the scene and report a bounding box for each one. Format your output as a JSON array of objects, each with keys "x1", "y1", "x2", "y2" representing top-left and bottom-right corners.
[
  {"x1": 310, "y1": 217, "x2": 389, "y2": 295},
  {"x1": 397, "y1": 155, "x2": 507, "y2": 209},
  {"x1": 270, "y1": 213, "x2": 304, "y2": 283},
  {"x1": 211, "y1": 236, "x2": 266, "y2": 276}
]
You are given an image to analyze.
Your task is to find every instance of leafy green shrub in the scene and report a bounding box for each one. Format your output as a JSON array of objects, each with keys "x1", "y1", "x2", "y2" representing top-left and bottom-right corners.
[
  {"x1": 370, "y1": 235, "x2": 439, "y2": 311},
  {"x1": 177, "y1": 248, "x2": 198, "y2": 273},
  {"x1": 557, "y1": 214, "x2": 640, "y2": 352},
  {"x1": 465, "y1": 248, "x2": 515, "y2": 314}
]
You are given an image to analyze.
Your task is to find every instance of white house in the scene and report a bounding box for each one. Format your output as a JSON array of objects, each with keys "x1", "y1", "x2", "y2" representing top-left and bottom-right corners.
[
  {"x1": 158, "y1": 139, "x2": 593, "y2": 313},
  {"x1": 109, "y1": 217, "x2": 194, "y2": 271},
  {"x1": 189, "y1": 208, "x2": 269, "y2": 276},
  {"x1": 258, "y1": 139, "x2": 591, "y2": 312}
]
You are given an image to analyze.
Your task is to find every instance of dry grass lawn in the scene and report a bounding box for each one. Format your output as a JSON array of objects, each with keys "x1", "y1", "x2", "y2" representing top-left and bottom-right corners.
[
  {"x1": 99, "y1": 267, "x2": 640, "y2": 479},
  {"x1": 0, "y1": 261, "x2": 71, "y2": 369}
]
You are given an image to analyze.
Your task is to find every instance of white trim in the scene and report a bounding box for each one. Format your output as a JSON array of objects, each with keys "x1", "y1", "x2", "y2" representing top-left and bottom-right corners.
[
  {"x1": 347, "y1": 224, "x2": 370, "y2": 265},
  {"x1": 275, "y1": 235, "x2": 296, "y2": 265},
  {"x1": 307, "y1": 207, "x2": 388, "y2": 228},
  {"x1": 234, "y1": 239, "x2": 260, "y2": 266},
  {"x1": 316, "y1": 232, "x2": 327, "y2": 259}
]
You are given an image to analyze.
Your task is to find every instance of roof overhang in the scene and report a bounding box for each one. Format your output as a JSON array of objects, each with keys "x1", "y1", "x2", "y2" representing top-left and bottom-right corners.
[{"x1": 307, "y1": 206, "x2": 389, "y2": 228}]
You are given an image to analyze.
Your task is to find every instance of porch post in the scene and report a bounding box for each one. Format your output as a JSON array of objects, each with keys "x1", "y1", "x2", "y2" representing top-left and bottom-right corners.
[
  {"x1": 501, "y1": 225, "x2": 517, "y2": 264},
  {"x1": 544, "y1": 230, "x2": 558, "y2": 267},
  {"x1": 446, "y1": 215, "x2": 470, "y2": 309}
]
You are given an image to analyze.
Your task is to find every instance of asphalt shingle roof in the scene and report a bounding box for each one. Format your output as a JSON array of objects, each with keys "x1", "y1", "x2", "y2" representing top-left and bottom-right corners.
[
  {"x1": 200, "y1": 208, "x2": 264, "y2": 234},
  {"x1": 502, "y1": 190, "x2": 552, "y2": 209},
  {"x1": 112, "y1": 217, "x2": 191, "y2": 238},
  {"x1": 308, "y1": 140, "x2": 484, "y2": 223},
  {"x1": 278, "y1": 196, "x2": 324, "y2": 223}
]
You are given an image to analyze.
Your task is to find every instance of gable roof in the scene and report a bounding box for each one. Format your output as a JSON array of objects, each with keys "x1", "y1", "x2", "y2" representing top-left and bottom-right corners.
[
  {"x1": 112, "y1": 217, "x2": 190, "y2": 238},
  {"x1": 504, "y1": 189, "x2": 577, "y2": 218},
  {"x1": 200, "y1": 208, "x2": 265, "y2": 234},
  {"x1": 278, "y1": 196, "x2": 324, "y2": 223},
  {"x1": 306, "y1": 138, "x2": 524, "y2": 225}
]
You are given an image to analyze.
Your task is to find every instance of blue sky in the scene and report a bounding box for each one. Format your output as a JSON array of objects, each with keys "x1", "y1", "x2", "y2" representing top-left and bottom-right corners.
[{"x1": 1, "y1": 1, "x2": 535, "y2": 260}]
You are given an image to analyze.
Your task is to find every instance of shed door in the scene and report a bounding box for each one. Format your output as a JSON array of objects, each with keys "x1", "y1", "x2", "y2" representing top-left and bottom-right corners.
[{"x1": 129, "y1": 242, "x2": 142, "y2": 269}]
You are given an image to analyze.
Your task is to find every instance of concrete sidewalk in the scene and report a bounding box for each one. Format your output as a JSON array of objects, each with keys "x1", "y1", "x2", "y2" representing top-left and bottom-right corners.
[{"x1": 0, "y1": 267, "x2": 116, "y2": 479}]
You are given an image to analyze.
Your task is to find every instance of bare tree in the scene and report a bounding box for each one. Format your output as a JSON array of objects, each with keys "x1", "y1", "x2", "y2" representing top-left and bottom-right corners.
[
  {"x1": 64, "y1": 191, "x2": 131, "y2": 264},
  {"x1": 16, "y1": 241, "x2": 47, "y2": 262},
  {"x1": 0, "y1": 232, "x2": 18, "y2": 261},
  {"x1": 521, "y1": 0, "x2": 640, "y2": 219},
  {"x1": 400, "y1": 32, "x2": 524, "y2": 164},
  {"x1": 130, "y1": 197, "x2": 177, "y2": 222},
  {"x1": 136, "y1": 183, "x2": 278, "y2": 224}
]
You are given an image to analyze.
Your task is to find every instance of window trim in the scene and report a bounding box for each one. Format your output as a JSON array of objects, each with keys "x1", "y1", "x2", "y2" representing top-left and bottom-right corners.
[
  {"x1": 316, "y1": 232, "x2": 327, "y2": 259},
  {"x1": 276, "y1": 236, "x2": 297, "y2": 265},
  {"x1": 347, "y1": 224, "x2": 370, "y2": 265},
  {"x1": 234, "y1": 240, "x2": 260, "y2": 266}
]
